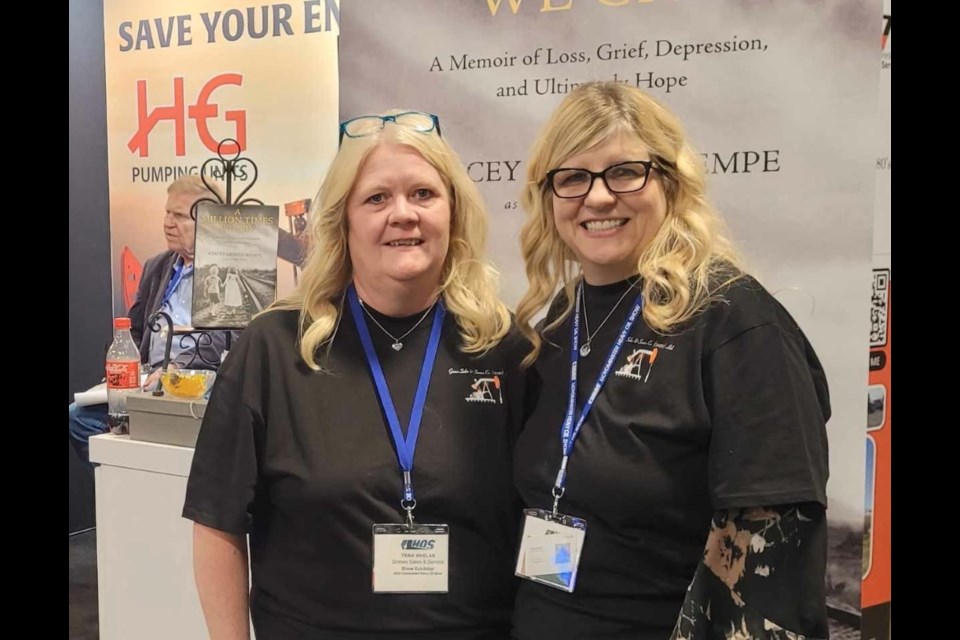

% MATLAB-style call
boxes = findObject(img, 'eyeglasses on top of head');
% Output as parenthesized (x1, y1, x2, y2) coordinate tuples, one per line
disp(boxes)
(544, 160, 658, 199)
(339, 111, 442, 145)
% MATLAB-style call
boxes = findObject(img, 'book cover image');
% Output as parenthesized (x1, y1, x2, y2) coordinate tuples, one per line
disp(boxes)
(192, 202, 280, 329)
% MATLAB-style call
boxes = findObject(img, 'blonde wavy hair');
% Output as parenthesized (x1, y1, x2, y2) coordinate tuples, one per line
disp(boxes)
(269, 112, 511, 369)
(516, 81, 743, 366)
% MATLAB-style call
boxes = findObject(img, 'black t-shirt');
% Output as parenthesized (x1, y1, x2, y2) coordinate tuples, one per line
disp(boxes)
(512, 275, 830, 640)
(183, 300, 529, 640)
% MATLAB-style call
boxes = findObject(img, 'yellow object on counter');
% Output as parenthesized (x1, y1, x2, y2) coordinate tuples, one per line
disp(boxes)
(161, 370, 216, 399)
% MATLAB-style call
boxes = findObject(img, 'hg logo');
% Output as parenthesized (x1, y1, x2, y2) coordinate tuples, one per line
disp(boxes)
(401, 539, 436, 550)
(127, 73, 247, 158)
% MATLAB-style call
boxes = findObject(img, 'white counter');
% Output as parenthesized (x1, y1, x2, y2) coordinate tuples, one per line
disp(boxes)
(90, 434, 253, 639)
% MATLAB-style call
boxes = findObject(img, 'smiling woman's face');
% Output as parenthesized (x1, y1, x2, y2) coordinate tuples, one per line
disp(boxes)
(346, 142, 452, 294)
(551, 131, 667, 285)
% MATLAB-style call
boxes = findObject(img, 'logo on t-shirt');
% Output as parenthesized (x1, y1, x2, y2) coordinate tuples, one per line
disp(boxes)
(615, 347, 659, 382)
(449, 368, 505, 404)
(466, 375, 502, 404)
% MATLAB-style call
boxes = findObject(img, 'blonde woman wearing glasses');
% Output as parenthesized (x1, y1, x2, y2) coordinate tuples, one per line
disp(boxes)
(511, 82, 830, 639)
(183, 111, 528, 639)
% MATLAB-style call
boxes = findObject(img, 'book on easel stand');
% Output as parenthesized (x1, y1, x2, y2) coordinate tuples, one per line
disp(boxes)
(191, 202, 280, 330)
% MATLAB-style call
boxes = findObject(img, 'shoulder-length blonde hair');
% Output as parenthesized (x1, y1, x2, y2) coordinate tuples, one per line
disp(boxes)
(270, 111, 510, 369)
(516, 81, 743, 366)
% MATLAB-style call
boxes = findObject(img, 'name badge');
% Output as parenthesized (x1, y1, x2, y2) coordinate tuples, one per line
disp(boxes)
(515, 508, 587, 593)
(372, 523, 450, 593)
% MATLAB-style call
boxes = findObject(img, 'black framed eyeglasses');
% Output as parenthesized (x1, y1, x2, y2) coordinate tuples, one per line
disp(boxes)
(339, 111, 442, 145)
(545, 160, 657, 199)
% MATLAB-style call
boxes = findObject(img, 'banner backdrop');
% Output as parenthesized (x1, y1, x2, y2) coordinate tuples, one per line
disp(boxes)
(340, 0, 880, 625)
(863, 0, 891, 637)
(103, 0, 341, 315)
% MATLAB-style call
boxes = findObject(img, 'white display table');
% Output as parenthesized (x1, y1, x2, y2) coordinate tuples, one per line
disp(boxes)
(90, 433, 254, 639)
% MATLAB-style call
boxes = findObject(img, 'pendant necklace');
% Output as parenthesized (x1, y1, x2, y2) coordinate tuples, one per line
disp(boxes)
(579, 278, 640, 357)
(358, 298, 438, 351)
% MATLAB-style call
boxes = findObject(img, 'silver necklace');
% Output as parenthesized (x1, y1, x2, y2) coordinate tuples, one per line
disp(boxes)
(579, 278, 640, 357)
(358, 298, 438, 351)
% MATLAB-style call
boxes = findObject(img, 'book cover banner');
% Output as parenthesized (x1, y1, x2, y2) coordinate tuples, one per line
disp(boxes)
(192, 203, 280, 329)
(339, 0, 881, 630)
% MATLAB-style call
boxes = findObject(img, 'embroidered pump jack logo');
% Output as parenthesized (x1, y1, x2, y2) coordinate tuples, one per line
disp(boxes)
(615, 347, 659, 382)
(466, 375, 502, 404)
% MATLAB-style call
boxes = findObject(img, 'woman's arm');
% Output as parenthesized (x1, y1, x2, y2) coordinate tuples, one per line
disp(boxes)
(671, 503, 828, 640)
(193, 522, 251, 640)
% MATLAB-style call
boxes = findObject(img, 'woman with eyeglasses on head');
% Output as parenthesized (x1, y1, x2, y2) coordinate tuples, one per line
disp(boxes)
(183, 110, 529, 639)
(511, 82, 831, 639)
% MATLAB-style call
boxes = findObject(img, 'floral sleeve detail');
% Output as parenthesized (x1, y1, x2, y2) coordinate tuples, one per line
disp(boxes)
(670, 503, 828, 640)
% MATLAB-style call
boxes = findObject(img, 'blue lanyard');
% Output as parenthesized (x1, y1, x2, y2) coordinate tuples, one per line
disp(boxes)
(161, 261, 187, 307)
(346, 285, 445, 508)
(553, 282, 643, 501)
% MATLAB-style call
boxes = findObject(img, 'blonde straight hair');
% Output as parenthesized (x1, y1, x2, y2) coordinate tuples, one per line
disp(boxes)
(516, 82, 743, 366)
(269, 114, 510, 369)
